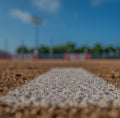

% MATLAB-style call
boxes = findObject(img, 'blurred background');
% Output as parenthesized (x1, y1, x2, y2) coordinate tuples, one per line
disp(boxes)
(0, 0, 120, 60)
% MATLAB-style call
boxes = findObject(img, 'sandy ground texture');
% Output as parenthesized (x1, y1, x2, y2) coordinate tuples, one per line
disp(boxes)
(0, 60, 120, 118)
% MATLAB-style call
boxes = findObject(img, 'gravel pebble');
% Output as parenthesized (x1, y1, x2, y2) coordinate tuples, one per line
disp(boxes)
(0, 68, 120, 107)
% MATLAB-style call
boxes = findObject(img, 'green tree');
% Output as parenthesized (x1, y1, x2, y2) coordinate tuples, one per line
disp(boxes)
(103, 46, 116, 54)
(38, 46, 49, 54)
(53, 43, 76, 53)
(75, 45, 90, 53)
(92, 44, 103, 54)
(65, 43, 76, 53)
(115, 47, 120, 54)
(53, 46, 66, 53)
(29, 48, 35, 53)
(16, 46, 29, 54)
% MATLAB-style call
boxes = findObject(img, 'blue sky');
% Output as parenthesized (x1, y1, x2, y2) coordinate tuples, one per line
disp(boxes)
(0, 0, 120, 54)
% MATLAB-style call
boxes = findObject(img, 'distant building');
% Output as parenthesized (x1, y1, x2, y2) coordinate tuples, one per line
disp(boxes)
(0, 50, 12, 60)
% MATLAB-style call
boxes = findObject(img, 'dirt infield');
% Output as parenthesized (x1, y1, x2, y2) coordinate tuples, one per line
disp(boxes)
(0, 60, 120, 118)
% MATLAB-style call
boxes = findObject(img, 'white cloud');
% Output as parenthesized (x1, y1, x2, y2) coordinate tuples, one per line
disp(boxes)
(10, 9, 32, 23)
(91, 0, 120, 6)
(33, 0, 61, 13)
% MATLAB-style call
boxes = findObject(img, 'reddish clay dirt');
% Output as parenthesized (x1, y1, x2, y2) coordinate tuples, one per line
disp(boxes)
(0, 60, 120, 118)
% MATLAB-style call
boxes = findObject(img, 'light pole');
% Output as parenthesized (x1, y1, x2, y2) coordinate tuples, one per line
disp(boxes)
(32, 16, 42, 54)
(4, 39, 8, 53)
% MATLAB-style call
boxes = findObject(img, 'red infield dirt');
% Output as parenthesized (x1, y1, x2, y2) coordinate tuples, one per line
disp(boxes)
(0, 60, 120, 118)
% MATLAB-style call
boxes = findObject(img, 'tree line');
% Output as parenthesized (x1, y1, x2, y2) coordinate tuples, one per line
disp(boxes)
(16, 43, 120, 55)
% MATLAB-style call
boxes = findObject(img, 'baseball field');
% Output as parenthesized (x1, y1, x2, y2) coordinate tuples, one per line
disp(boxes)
(0, 60, 120, 118)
